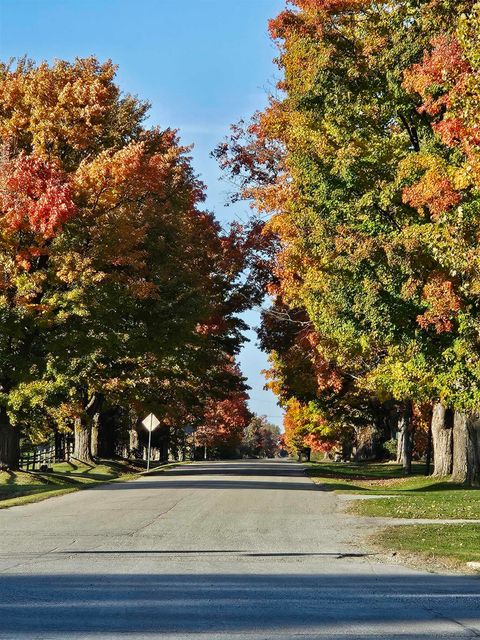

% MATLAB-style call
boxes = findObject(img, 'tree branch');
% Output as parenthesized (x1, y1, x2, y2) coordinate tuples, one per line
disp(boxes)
(398, 112, 420, 152)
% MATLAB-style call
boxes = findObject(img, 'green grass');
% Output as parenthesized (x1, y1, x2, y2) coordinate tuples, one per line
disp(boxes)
(352, 487, 480, 519)
(0, 469, 77, 506)
(307, 460, 480, 570)
(374, 524, 480, 569)
(306, 461, 429, 489)
(0, 458, 178, 509)
(306, 461, 480, 519)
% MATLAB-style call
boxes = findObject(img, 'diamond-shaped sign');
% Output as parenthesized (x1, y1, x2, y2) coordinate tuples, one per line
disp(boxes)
(142, 413, 160, 432)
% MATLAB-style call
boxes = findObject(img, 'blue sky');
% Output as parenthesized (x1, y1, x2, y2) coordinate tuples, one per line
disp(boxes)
(0, 0, 286, 427)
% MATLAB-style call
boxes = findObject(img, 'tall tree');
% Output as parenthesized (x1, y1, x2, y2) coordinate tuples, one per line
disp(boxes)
(0, 57, 256, 466)
(218, 0, 480, 482)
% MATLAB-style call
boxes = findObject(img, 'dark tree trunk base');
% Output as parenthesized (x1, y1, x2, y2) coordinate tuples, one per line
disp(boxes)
(0, 409, 20, 470)
(452, 412, 480, 486)
(396, 403, 413, 474)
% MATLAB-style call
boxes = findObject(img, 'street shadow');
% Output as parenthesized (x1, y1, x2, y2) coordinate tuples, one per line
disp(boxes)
(152, 461, 302, 478)
(96, 479, 319, 491)
(90, 461, 316, 492)
(55, 550, 374, 558)
(0, 572, 479, 638)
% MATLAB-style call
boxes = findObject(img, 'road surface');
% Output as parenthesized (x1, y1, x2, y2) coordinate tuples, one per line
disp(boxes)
(0, 459, 479, 639)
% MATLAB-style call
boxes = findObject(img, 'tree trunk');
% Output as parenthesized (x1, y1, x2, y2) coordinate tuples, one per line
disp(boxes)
(431, 402, 453, 477)
(396, 403, 413, 474)
(451, 412, 480, 486)
(396, 426, 406, 465)
(98, 409, 117, 458)
(90, 413, 100, 458)
(341, 440, 353, 462)
(73, 391, 104, 464)
(354, 425, 376, 461)
(425, 415, 433, 476)
(54, 430, 64, 461)
(73, 416, 93, 464)
(129, 426, 139, 455)
(0, 408, 20, 470)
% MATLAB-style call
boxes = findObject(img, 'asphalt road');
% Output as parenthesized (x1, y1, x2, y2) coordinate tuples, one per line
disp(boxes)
(0, 459, 479, 639)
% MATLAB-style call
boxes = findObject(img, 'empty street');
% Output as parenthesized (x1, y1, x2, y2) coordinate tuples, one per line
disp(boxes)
(0, 460, 479, 639)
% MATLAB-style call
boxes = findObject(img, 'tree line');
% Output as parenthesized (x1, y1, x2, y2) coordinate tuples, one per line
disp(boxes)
(217, 0, 480, 484)
(0, 57, 268, 469)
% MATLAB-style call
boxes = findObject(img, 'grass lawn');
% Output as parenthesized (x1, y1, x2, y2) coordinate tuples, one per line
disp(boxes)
(306, 461, 480, 519)
(375, 524, 480, 569)
(307, 460, 480, 571)
(0, 458, 177, 509)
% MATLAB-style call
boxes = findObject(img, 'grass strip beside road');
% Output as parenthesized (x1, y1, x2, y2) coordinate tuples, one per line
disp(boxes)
(374, 524, 480, 570)
(0, 459, 187, 509)
(307, 461, 480, 571)
(352, 488, 480, 519)
(306, 461, 480, 519)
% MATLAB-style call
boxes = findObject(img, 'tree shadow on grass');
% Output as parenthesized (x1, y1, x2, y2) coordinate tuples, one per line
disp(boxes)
(314, 481, 367, 492)
(306, 470, 403, 481)
(51, 471, 113, 482)
(317, 481, 480, 495)
(0, 484, 64, 501)
(3, 471, 17, 486)
(306, 463, 427, 482)
(409, 482, 479, 493)
(62, 460, 79, 471)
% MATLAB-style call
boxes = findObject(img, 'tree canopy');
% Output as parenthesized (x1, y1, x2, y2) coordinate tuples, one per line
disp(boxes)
(218, 0, 480, 483)
(0, 57, 257, 468)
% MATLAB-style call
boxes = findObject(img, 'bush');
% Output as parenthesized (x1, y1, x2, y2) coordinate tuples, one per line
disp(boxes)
(382, 438, 398, 460)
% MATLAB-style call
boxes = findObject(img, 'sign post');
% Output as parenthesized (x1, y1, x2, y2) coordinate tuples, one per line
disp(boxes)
(142, 413, 160, 471)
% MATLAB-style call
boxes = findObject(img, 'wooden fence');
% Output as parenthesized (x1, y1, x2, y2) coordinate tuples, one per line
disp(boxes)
(19, 441, 74, 471)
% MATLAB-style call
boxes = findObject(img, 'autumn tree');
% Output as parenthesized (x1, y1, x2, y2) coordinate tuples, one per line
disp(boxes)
(195, 364, 251, 459)
(0, 149, 77, 466)
(0, 57, 256, 467)
(401, 2, 480, 483)
(218, 0, 480, 483)
(242, 415, 280, 458)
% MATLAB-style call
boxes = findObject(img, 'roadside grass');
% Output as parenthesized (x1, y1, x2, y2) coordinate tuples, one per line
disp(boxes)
(306, 461, 430, 491)
(374, 524, 480, 569)
(0, 458, 183, 509)
(307, 460, 480, 571)
(306, 461, 480, 519)
(352, 487, 480, 519)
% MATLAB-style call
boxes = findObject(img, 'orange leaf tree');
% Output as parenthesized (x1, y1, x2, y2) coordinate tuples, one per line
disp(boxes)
(0, 58, 256, 466)
(218, 1, 480, 480)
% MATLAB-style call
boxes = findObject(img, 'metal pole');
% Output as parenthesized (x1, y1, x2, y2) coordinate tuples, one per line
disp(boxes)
(147, 418, 152, 472)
